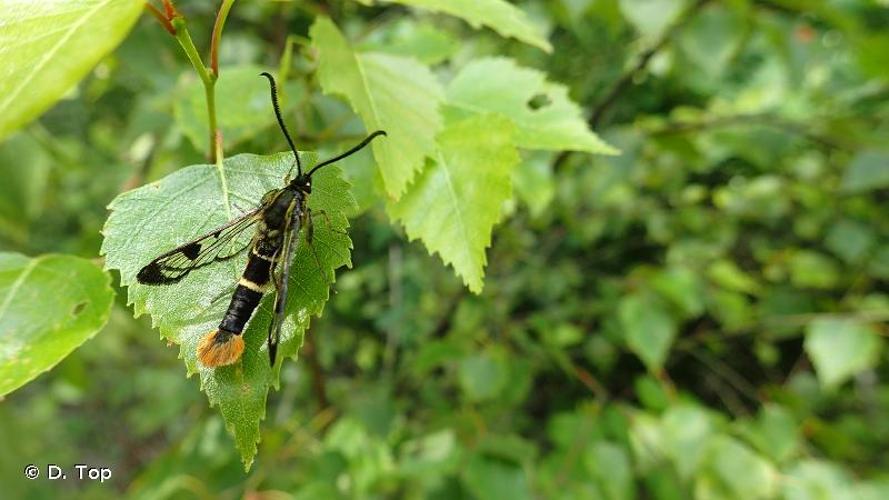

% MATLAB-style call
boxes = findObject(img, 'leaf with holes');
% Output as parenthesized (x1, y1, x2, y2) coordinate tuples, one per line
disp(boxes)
(388, 114, 519, 293)
(311, 17, 444, 199)
(0, 253, 114, 397)
(0, 0, 143, 140)
(101, 152, 356, 468)
(446, 58, 617, 154)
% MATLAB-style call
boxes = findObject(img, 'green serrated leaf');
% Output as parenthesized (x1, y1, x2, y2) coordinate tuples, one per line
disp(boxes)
(366, 0, 552, 52)
(0, 253, 114, 396)
(101, 152, 357, 468)
(311, 17, 444, 198)
(804, 319, 883, 389)
(174, 65, 303, 153)
(0, 0, 143, 140)
(358, 20, 460, 65)
(446, 57, 617, 154)
(387, 114, 519, 293)
(618, 292, 677, 371)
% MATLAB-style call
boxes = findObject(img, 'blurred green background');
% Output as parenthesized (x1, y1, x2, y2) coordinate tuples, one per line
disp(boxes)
(1, 0, 888, 498)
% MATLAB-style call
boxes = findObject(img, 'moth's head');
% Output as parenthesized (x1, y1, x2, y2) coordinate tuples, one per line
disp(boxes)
(292, 173, 312, 193)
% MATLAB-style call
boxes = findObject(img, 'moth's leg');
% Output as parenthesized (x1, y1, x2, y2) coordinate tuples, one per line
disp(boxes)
(208, 284, 237, 308)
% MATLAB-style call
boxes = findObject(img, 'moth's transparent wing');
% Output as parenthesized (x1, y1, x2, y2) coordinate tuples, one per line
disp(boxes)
(137, 209, 262, 285)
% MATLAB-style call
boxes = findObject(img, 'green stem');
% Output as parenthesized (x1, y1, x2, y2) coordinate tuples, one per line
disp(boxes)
(172, 16, 220, 163)
(172, 17, 212, 85)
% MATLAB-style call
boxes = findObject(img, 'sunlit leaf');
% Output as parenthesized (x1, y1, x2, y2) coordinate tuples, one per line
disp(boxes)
(387, 114, 519, 293)
(0, 253, 114, 396)
(446, 57, 617, 154)
(101, 152, 357, 468)
(0, 0, 143, 140)
(311, 17, 444, 198)
(697, 435, 778, 499)
(782, 460, 854, 500)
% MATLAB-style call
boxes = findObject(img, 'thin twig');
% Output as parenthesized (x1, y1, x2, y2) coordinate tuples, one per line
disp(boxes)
(303, 333, 329, 410)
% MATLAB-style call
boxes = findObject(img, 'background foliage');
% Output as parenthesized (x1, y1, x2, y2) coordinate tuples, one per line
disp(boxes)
(0, 0, 888, 498)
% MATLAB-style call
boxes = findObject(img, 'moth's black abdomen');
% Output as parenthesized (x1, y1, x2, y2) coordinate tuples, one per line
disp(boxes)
(243, 253, 273, 284)
(219, 284, 264, 334)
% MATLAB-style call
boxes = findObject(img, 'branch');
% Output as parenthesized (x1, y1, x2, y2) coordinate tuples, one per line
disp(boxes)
(648, 113, 850, 151)
(589, 0, 713, 128)
(303, 333, 329, 410)
(552, 0, 712, 171)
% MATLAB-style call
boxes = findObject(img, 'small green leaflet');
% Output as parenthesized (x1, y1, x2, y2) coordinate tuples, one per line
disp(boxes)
(101, 152, 357, 468)
(0, 0, 143, 140)
(618, 291, 678, 371)
(0, 253, 114, 397)
(388, 114, 519, 293)
(311, 17, 444, 199)
(446, 58, 618, 155)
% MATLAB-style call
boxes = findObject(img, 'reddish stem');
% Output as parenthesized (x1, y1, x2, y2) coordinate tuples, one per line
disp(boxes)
(162, 0, 177, 19)
(145, 3, 176, 35)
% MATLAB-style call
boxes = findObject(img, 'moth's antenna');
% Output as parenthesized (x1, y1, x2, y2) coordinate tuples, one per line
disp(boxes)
(260, 72, 302, 178)
(307, 130, 387, 177)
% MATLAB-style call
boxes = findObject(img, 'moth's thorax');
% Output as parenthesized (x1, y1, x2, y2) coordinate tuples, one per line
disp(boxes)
(262, 188, 300, 229)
